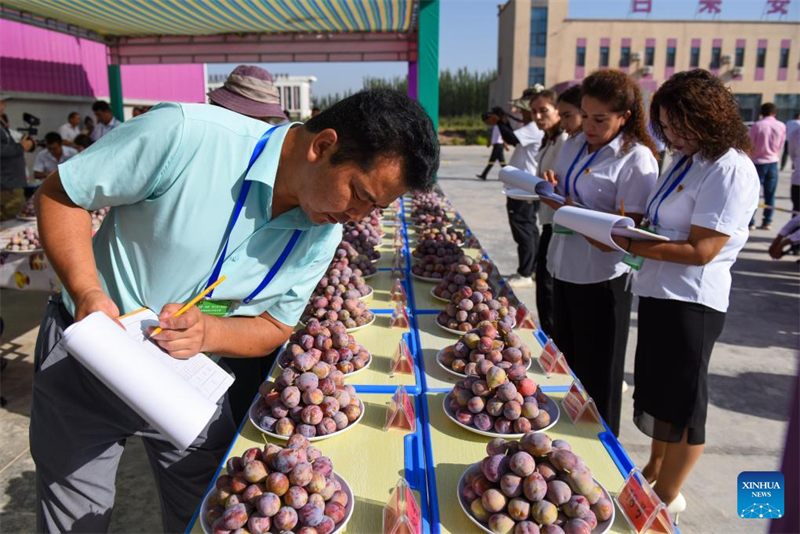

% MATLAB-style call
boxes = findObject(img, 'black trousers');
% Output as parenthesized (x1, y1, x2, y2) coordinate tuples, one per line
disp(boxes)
(478, 144, 506, 178)
(535, 224, 554, 335)
(506, 198, 539, 277)
(223, 348, 280, 423)
(552, 275, 632, 436)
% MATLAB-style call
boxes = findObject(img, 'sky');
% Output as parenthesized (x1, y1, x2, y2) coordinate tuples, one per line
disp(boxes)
(216, 0, 800, 99)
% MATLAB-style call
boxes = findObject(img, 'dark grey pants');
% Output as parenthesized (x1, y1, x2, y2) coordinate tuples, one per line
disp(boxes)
(30, 295, 236, 533)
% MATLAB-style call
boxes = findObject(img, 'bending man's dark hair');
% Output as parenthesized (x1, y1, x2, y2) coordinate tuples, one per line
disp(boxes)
(303, 89, 439, 192)
(44, 132, 62, 145)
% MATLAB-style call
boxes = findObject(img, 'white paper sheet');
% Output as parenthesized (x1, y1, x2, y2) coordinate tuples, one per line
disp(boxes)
(499, 166, 566, 204)
(61, 311, 231, 450)
(553, 206, 670, 253)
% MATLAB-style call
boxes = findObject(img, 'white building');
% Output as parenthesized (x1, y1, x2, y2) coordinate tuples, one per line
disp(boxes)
(207, 72, 317, 120)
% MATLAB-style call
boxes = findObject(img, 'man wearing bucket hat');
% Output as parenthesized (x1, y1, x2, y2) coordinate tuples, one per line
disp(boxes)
(502, 85, 545, 288)
(208, 65, 287, 123)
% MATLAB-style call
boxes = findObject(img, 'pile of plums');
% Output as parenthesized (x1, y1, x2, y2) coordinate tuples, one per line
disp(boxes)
(204, 435, 351, 534)
(301, 296, 374, 331)
(279, 319, 371, 376)
(439, 321, 532, 377)
(447, 367, 551, 435)
(460, 433, 614, 534)
(411, 239, 464, 279)
(17, 199, 35, 218)
(313, 256, 372, 301)
(5, 227, 40, 252)
(336, 240, 377, 278)
(416, 224, 464, 247)
(436, 283, 515, 333)
(254, 370, 363, 439)
(342, 213, 382, 262)
(432, 256, 494, 301)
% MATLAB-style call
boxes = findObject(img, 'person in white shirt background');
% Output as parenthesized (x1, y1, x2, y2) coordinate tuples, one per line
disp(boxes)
(57, 112, 81, 149)
(476, 107, 508, 180)
(502, 86, 545, 288)
(541, 69, 659, 437)
(528, 87, 576, 335)
(780, 112, 800, 172)
(90, 100, 120, 141)
(608, 70, 759, 522)
(33, 132, 77, 180)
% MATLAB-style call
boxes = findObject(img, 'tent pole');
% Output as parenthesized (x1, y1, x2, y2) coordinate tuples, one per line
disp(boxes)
(408, 60, 419, 100)
(418, 0, 439, 131)
(107, 64, 124, 122)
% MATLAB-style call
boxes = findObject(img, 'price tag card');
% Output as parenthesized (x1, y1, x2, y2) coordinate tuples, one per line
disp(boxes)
(383, 478, 422, 534)
(393, 230, 405, 250)
(561, 380, 601, 425)
(391, 251, 406, 280)
(390, 336, 415, 375)
(465, 234, 480, 248)
(390, 303, 411, 329)
(384, 386, 416, 432)
(514, 305, 538, 330)
(498, 283, 511, 299)
(616, 469, 675, 534)
(538, 339, 572, 377)
(391, 279, 408, 304)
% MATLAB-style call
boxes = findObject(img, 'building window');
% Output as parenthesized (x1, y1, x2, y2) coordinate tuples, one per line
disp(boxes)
(734, 93, 762, 122)
(779, 47, 790, 69)
(757, 47, 767, 68)
(645, 46, 655, 66)
(775, 94, 800, 122)
(293, 86, 300, 110)
(710, 46, 722, 69)
(599, 46, 610, 67)
(620, 46, 631, 67)
(528, 67, 545, 87)
(690, 46, 700, 68)
(666, 46, 676, 67)
(735, 46, 745, 67)
(530, 7, 548, 57)
(576, 46, 586, 67)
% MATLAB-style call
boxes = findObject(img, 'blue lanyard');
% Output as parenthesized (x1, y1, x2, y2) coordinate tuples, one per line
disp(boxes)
(646, 155, 693, 227)
(206, 127, 303, 304)
(564, 141, 602, 198)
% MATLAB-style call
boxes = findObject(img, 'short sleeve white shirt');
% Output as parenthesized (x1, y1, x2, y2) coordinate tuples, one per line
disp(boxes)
(58, 122, 81, 142)
(33, 146, 77, 174)
(534, 132, 569, 225)
(631, 148, 759, 312)
(547, 132, 658, 284)
(91, 116, 120, 141)
(508, 121, 544, 176)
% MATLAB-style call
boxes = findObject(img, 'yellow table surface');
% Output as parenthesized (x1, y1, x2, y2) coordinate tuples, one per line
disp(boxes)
(424, 391, 629, 534)
(364, 269, 402, 311)
(271, 314, 418, 390)
(189, 393, 422, 534)
(415, 314, 574, 391)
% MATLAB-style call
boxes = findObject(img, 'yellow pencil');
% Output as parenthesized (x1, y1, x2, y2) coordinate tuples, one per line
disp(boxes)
(620, 200, 626, 217)
(150, 276, 226, 337)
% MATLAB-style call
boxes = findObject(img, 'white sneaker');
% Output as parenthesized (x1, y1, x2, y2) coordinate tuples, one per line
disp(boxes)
(507, 274, 534, 288)
(622, 380, 629, 393)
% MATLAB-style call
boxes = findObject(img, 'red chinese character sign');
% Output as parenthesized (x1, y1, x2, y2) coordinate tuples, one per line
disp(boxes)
(383, 478, 422, 534)
(616, 469, 677, 534)
(391, 249, 405, 279)
(514, 304, 538, 330)
(698, 0, 722, 14)
(384, 386, 416, 432)
(391, 279, 407, 303)
(766, 0, 790, 15)
(561, 380, 601, 425)
(391, 302, 410, 329)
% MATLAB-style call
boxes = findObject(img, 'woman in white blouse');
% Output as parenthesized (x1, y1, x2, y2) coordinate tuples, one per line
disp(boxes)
(614, 70, 758, 520)
(542, 70, 659, 437)
(530, 86, 581, 335)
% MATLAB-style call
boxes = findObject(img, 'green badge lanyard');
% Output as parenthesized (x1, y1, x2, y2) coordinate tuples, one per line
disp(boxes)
(198, 127, 303, 316)
(623, 155, 693, 270)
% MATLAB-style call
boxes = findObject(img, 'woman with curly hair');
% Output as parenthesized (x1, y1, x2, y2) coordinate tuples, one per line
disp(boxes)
(614, 69, 758, 521)
(542, 69, 658, 437)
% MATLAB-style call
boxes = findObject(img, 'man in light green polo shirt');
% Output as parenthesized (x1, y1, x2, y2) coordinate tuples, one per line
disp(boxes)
(31, 89, 439, 533)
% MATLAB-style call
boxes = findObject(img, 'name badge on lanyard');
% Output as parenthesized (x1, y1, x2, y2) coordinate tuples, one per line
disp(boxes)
(201, 127, 303, 316)
(624, 155, 693, 271)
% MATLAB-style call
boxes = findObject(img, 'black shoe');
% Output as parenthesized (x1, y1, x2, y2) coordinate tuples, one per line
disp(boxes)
(476, 174, 487, 180)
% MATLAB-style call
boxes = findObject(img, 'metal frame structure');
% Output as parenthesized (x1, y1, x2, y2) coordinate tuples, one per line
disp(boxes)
(0, 1, 439, 124)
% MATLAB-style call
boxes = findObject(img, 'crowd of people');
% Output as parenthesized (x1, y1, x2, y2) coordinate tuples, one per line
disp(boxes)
(476, 68, 800, 520)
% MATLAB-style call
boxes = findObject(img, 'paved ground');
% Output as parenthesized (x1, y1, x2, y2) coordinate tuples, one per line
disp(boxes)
(1, 145, 797, 533)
